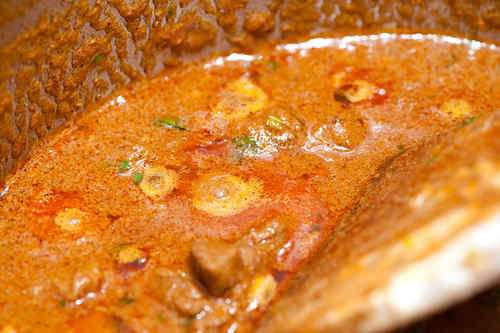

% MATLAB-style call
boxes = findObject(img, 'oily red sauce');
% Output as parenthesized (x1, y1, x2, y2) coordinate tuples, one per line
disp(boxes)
(0, 34, 498, 332)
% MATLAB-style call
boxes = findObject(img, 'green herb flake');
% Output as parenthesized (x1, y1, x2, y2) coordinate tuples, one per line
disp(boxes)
(460, 116, 477, 128)
(157, 313, 167, 323)
(267, 60, 279, 71)
(132, 172, 143, 184)
(119, 160, 131, 172)
(167, 6, 174, 18)
(426, 153, 440, 165)
(93, 54, 105, 65)
(266, 115, 285, 130)
(232, 135, 258, 153)
(154, 117, 187, 131)
(119, 295, 135, 305)
(58, 299, 67, 307)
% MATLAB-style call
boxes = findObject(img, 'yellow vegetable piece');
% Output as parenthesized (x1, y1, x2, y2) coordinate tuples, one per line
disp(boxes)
(192, 173, 263, 217)
(335, 79, 377, 103)
(440, 98, 472, 118)
(139, 166, 178, 199)
(54, 208, 86, 233)
(117, 245, 145, 264)
(215, 78, 268, 121)
(246, 274, 277, 311)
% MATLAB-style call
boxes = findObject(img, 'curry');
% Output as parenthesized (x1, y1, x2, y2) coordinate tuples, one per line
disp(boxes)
(0, 32, 498, 332)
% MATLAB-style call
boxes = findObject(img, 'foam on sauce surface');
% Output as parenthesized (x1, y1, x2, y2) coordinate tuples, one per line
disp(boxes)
(0, 34, 499, 332)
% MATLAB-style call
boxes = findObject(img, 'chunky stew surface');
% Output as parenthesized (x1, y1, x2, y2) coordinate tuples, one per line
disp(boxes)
(0, 34, 499, 332)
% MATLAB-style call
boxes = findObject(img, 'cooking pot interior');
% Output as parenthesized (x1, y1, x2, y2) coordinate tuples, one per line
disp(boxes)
(0, 1, 499, 332)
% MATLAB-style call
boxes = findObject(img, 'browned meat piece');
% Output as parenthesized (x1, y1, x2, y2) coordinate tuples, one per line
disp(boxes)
(191, 239, 258, 296)
(149, 269, 207, 316)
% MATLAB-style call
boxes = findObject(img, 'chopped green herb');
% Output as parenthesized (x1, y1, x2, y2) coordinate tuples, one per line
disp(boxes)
(267, 60, 279, 71)
(58, 299, 67, 307)
(266, 115, 285, 130)
(460, 116, 477, 128)
(157, 313, 167, 323)
(232, 135, 258, 153)
(154, 117, 187, 131)
(426, 153, 440, 165)
(132, 172, 143, 184)
(93, 54, 105, 64)
(119, 160, 131, 172)
(167, 6, 174, 18)
(119, 295, 135, 305)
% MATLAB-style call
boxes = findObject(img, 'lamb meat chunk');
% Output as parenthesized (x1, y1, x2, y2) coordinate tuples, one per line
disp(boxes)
(148, 269, 207, 316)
(190, 239, 257, 296)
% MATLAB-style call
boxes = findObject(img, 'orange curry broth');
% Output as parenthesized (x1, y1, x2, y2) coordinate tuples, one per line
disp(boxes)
(0, 34, 499, 332)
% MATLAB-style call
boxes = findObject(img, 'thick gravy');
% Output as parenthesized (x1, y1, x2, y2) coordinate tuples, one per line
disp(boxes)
(0, 34, 498, 332)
